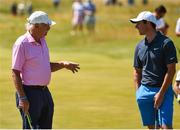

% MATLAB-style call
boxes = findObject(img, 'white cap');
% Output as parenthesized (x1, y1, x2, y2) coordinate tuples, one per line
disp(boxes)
(27, 11, 56, 25)
(130, 11, 157, 25)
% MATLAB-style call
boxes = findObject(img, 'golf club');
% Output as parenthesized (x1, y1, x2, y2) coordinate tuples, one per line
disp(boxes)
(26, 112, 33, 129)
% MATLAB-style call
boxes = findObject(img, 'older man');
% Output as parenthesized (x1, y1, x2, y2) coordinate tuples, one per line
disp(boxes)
(12, 11, 80, 129)
(130, 11, 177, 129)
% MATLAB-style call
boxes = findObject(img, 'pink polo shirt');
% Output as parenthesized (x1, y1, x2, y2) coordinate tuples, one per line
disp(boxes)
(12, 32, 51, 86)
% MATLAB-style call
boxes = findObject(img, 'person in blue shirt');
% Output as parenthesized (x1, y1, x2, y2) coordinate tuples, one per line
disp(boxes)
(83, 0, 96, 33)
(130, 11, 177, 129)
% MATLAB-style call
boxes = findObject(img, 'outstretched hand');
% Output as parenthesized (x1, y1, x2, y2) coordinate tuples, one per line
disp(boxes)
(63, 61, 80, 73)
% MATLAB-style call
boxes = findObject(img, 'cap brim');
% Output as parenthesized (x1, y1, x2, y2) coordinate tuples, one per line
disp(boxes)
(130, 18, 142, 23)
(26, 17, 56, 25)
(50, 20, 56, 26)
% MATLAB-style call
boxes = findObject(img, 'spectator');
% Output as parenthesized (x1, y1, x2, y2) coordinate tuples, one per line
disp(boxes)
(17, 2, 25, 15)
(142, 0, 148, 5)
(173, 70, 180, 104)
(153, 5, 167, 34)
(11, 2, 17, 16)
(71, 0, 84, 35)
(161, 22, 169, 35)
(175, 18, 180, 36)
(112, 0, 117, 5)
(52, 0, 61, 9)
(103, 0, 112, 6)
(26, 2, 33, 15)
(83, 0, 96, 33)
(128, 0, 134, 6)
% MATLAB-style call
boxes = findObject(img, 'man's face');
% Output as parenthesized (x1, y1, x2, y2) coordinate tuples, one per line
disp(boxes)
(135, 21, 147, 35)
(36, 23, 50, 38)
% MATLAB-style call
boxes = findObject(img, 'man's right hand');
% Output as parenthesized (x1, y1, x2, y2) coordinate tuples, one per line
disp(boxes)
(19, 99, 29, 115)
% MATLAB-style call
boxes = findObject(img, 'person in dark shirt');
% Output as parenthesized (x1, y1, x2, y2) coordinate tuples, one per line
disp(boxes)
(130, 11, 177, 129)
(142, 0, 148, 5)
(11, 2, 17, 16)
(52, 0, 60, 9)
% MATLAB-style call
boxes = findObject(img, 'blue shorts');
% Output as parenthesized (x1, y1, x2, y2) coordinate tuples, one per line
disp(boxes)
(136, 84, 174, 126)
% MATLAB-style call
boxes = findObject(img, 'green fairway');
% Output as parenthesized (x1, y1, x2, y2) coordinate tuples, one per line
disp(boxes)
(0, 0, 180, 128)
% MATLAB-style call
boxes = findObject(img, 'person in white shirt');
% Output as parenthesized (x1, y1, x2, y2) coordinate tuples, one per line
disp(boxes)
(175, 18, 180, 37)
(153, 5, 167, 35)
(17, 2, 25, 15)
(71, 0, 84, 35)
(173, 70, 180, 104)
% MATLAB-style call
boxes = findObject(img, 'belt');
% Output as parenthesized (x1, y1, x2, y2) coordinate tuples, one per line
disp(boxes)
(141, 84, 161, 88)
(23, 85, 47, 90)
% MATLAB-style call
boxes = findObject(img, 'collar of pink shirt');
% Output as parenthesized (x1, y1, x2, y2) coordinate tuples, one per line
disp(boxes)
(26, 31, 45, 46)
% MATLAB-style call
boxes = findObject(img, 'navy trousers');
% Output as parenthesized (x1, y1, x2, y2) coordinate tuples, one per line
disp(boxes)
(16, 85, 54, 129)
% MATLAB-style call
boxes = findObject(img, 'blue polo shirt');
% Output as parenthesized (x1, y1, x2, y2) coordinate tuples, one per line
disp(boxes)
(134, 32, 177, 87)
(84, 2, 96, 12)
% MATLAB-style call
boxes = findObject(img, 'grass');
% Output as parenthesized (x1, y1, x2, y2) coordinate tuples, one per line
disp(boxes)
(0, 0, 180, 128)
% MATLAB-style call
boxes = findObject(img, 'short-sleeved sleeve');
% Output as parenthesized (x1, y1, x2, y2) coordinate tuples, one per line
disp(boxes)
(176, 70, 180, 81)
(133, 45, 142, 69)
(12, 43, 25, 71)
(175, 18, 180, 33)
(163, 38, 178, 65)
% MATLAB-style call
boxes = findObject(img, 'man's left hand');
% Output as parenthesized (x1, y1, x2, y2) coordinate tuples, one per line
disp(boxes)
(63, 61, 80, 73)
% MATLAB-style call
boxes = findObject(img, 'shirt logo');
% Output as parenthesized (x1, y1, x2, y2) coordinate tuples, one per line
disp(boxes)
(153, 48, 159, 51)
(170, 57, 175, 60)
